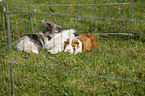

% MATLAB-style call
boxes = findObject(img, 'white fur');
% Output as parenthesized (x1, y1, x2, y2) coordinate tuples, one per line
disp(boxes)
(16, 33, 49, 54)
(64, 38, 82, 55)
(45, 29, 76, 54)
(16, 36, 41, 54)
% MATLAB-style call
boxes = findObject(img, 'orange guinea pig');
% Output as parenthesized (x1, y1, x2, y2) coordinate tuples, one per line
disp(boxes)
(78, 33, 97, 52)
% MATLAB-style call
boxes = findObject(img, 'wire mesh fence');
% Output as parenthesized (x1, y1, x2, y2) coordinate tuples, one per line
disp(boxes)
(0, 0, 145, 95)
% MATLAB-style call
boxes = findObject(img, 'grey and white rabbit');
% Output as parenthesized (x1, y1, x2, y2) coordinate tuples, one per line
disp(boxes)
(16, 20, 62, 54)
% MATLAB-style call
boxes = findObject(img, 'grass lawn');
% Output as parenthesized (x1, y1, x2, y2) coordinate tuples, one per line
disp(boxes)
(0, 0, 145, 95)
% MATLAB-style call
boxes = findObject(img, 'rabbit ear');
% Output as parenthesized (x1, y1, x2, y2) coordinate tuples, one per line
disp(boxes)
(42, 21, 53, 32)
(46, 22, 53, 32)
(55, 25, 63, 33)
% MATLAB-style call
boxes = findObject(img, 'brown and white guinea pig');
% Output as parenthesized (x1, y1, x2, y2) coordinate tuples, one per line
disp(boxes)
(64, 38, 82, 55)
(16, 20, 62, 54)
(63, 33, 97, 54)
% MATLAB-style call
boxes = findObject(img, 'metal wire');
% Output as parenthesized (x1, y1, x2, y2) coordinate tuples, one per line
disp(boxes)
(9, 62, 145, 84)
(0, 0, 145, 96)
(5, 11, 145, 23)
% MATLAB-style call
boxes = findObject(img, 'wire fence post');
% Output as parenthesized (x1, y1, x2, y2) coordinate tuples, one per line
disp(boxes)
(4, 0, 12, 95)
(0, 1, 145, 95)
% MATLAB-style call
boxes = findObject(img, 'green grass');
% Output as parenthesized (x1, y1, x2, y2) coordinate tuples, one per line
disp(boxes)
(0, 0, 145, 95)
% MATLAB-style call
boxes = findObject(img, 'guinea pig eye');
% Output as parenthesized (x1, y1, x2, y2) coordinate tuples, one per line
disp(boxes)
(74, 42, 79, 44)
(72, 45, 75, 47)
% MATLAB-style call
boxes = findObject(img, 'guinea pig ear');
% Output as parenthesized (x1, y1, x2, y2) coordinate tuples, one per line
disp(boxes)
(64, 41, 67, 43)
(74, 42, 79, 44)
(64, 41, 69, 44)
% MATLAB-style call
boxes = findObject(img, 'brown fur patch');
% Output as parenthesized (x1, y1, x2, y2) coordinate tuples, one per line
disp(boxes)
(87, 33, 97, 47)
(78, 33, 97, 52)
(64, 38, 69, 51)
(71, 39, 80, 51)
